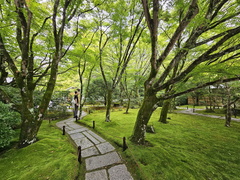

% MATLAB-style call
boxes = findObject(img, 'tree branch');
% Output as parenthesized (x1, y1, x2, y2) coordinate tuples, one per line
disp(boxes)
(161, 77, 240, 100)
(157, 0, 199, 67)
(156, 35, 240, 92)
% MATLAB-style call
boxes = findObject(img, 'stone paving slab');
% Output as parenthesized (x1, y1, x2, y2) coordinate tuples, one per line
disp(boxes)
(68, 124, 84, 129)
(69, 132, 85, 140)
(83, 131, 100, 144)
(85, 169, 108, 180)
(108, 164, 133, 180)
(65, 127, 74, 132)
(68, 128, 87, 135)
(65, 122, 76, 125)
(75, 137, 94, 150)
(87, 130, 106, 143)
(81, 146, 99, 158)
(85, 152, 122, 171)
(56, 122, 65, 127)
(96, 142, 115, 154)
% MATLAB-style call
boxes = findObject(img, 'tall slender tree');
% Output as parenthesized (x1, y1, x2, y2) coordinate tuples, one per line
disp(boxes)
(95, 0, 145, 121)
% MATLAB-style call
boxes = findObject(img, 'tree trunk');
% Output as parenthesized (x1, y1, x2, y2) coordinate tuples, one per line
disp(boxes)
(79, 103, 83, 119)
(19, 108, 41, 148)
(105, 89, 112, 122)
(225, 86, 231, 127)
(225, 102, 231, 127)
(131, 90, 158, 144)
(125, 97, 131, 114)
(159, 99, 171, 123)
(18, 88, 42, 147)
(196, 95, 199, 106)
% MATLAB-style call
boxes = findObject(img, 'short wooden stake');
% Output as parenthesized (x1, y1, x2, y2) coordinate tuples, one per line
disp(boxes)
(62, 126, 65, 135)
(78, 146, 82, 163)
(123, 137, 128, 151)
(93, 121, 95, 129)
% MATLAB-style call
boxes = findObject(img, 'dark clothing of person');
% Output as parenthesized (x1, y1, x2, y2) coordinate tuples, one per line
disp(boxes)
(74, 94, 79, 104)
(74, 94, 79, 118)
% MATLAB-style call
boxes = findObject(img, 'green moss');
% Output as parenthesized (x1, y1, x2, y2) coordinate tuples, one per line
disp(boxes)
(80, 108, 240, 180)
(0, 121, 79, 180)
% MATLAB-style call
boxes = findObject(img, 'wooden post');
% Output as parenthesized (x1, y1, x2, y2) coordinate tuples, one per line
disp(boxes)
(78, 146, 82, 163)
(93, 121, 95, 129)
(62, 126, 65, 135)
(123, 137, 128, 151)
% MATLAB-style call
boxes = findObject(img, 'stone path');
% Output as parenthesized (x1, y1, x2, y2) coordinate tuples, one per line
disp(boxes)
(178, 108, 240, 122)
(56, 114, 133, 180)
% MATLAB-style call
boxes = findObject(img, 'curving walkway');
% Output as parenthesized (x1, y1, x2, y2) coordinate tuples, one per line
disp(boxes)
(56, 112, 133, 180)
(178, 108, 240, 122)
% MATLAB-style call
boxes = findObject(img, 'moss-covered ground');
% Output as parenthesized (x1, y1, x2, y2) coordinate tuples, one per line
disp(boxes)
(0, 120, 80, 180)
(79, 108, 240, 180)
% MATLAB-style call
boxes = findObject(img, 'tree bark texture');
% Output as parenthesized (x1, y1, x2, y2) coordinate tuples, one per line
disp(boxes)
(159, 99, 171, 123)
(105, 89, 112, 122)
(125, 98, 131, 114)
(225, 85, 231, 127)
(131, 90, 158, 144)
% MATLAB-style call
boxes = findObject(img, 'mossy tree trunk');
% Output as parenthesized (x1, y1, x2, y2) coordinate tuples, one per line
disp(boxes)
(225, 84, 231, 127)
(125, 97, 131, 114)
(131, 89, 158, 144)
(105, 89, 113, 122)
(225, 102, 231, 127)
(159, 99, 171, 123)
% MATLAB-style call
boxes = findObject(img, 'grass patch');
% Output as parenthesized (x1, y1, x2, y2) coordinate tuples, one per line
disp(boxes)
(80, 108, 240, 180)
(0, 120, 79, 180)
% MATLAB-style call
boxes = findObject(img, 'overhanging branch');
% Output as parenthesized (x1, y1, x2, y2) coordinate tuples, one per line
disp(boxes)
(161, 76, 240, 100)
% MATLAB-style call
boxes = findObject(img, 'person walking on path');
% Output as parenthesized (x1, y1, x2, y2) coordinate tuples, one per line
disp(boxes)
(73, 90, 79, 121)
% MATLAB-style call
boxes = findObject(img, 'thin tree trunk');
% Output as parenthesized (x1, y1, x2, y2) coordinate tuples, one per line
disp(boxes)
(125, 98, 131, 114)
(225, 104, 231, 127)
(105, 89, 112, 122)
(159, 99, 171, 123)
(79, 103, 83, 119)
(225, 86, 231, 127)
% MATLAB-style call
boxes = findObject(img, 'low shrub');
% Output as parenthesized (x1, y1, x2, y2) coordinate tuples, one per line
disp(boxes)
(0, 102, 21, 148)
(214, 108, 226, 114)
